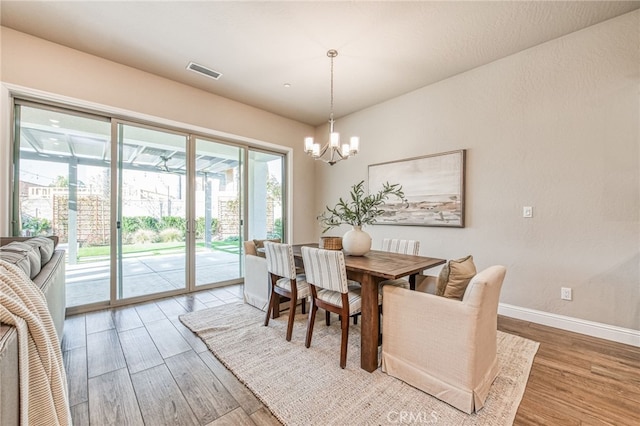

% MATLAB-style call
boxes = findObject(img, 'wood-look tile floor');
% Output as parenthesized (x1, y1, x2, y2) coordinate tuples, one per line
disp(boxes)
(62, 284, 280, 426)
(63, 285, 640, 425)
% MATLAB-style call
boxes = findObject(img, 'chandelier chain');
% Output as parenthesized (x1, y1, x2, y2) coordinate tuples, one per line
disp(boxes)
(328, 49, 338, 120)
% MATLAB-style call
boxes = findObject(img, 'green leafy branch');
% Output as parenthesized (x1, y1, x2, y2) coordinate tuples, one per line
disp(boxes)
(318, 180, 407, 233)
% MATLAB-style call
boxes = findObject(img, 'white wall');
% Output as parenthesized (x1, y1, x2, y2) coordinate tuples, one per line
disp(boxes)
(0, 27, 318, 243)
(315, 11, 639, 331)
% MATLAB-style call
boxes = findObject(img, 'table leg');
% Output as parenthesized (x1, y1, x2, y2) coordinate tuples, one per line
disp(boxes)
(409, 273, 417, 291)
(355, 272, 379, 372)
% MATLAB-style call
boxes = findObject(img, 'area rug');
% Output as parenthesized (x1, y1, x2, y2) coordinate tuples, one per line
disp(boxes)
(180, 303, 539, 425)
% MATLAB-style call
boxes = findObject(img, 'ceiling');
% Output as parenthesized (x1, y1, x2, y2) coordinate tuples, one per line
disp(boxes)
(2, 1, 639, 126)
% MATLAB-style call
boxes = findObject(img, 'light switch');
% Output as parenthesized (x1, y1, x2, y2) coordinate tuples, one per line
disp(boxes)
(523, 206, 533, 218)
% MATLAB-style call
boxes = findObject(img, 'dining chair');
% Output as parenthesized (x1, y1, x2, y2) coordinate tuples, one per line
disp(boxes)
(263, 241, 311, 341)
(301, 246, 377, 369)
(381, 265, 507, 413)
(379, 238, 420, 291)
(381, 238, 420, 255)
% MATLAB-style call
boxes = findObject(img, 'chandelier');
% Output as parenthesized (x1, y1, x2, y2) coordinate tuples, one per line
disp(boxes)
(304, 49, 359, 165)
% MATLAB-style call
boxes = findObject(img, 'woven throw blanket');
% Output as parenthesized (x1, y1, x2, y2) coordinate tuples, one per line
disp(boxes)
(0, 260, 71, 426)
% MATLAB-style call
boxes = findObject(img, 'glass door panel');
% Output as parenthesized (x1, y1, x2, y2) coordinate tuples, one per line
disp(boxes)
(194, 138, 243, 287)
(116, 123, 188, 299)
(13, 104, 111, 308)
(247, 150, 284, 241)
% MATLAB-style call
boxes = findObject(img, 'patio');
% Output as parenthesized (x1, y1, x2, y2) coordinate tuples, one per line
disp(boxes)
(65, 249, 242, 307)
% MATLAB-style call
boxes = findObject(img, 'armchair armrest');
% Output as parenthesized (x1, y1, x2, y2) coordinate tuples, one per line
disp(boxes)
(243, 254, 269, 311)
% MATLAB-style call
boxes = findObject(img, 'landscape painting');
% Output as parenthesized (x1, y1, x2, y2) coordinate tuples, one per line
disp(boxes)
(368, 150, 465, 227)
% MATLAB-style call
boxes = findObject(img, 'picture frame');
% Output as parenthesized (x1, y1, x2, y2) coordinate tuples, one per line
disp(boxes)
(368, 149, 466, 227)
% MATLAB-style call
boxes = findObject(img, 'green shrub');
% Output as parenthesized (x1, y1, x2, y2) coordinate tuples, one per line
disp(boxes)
(159, 216, 186, 231)
(22, 216, 51, 236)
(158, 228, 183, 242)
(132, 229, 157, 244)
(195, 217, 220, 239)
(122, 216, 159, 233)
(268, 218, 283, 239)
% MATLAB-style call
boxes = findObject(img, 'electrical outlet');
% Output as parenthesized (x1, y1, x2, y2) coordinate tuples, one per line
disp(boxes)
(561, 287, 572, 301)
(523, 206, 533, 218)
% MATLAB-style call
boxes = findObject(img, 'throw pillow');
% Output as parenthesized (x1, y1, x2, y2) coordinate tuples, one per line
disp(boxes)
(25, 237, 55, 265)
(435, 263, 450, 297)
(253, 238, 281, 258)
(0, 249, 32, 278)
(442, 255, 476, 300)
(0, 241, 42, 278)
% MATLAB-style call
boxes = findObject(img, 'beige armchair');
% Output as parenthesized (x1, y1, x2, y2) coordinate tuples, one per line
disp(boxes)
(381, 265, 507, 414)
(243, 240, 270, 310)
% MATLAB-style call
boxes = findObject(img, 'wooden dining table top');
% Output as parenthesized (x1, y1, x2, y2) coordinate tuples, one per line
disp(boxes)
(291, 243, 446, 280)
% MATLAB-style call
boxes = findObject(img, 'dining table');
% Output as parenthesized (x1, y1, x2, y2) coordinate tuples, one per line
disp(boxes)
(291, 243, 446, 372)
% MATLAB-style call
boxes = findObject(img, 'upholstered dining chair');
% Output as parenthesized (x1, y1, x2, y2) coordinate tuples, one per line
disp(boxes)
(381, 265, 507, 413)
(378, 238, 420, 291)
(263, 242, 311, 341)
(301, 246, 375, 369)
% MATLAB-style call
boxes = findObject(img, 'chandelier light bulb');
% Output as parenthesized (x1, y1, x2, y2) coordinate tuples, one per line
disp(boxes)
(350, 136, 360, 154)
(304, 137, 314, 153)
(330, 132, 340, 148)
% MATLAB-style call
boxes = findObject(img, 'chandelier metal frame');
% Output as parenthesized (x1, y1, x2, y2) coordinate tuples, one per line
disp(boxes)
(304, 49, 359, 166)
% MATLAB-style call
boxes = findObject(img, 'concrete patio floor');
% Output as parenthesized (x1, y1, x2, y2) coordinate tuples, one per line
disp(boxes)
(65, 250, 242, 307)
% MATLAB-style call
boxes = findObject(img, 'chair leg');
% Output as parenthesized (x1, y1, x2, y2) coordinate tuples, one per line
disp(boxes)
(378, 306, 383, 346)
(301, 298, 306, 314)
(264, 290, 274, 326)
(340, 312, 349, 369)
(272, 294, 280, 319)
(285, 304, 296, 341)
(325, 310, 331, 326)
(305, 302, 318, 348)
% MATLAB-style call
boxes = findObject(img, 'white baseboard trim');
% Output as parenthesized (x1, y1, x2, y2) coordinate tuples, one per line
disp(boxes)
(498, 303, 640, 348)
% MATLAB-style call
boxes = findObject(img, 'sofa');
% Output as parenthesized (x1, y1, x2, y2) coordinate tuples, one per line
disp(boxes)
(0, 236, 66, 426)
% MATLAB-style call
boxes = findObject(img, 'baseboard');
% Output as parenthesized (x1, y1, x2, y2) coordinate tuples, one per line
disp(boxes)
(498, 303, 640, 348)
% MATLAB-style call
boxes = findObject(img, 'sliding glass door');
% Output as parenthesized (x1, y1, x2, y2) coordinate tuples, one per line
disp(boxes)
(115, 123, 189, 300)
(13, 103, 112, 307)
(193, 138, 243, 287)
(12, 101, 287, 311)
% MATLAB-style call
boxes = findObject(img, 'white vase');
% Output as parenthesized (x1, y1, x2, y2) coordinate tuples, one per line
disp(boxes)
(342, 225, 372, 256)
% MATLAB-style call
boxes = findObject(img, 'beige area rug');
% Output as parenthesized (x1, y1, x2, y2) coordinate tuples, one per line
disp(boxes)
(180, 303, 539, 425)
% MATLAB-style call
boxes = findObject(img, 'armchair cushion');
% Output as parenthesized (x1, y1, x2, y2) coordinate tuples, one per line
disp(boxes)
(436, 255, 476, 300)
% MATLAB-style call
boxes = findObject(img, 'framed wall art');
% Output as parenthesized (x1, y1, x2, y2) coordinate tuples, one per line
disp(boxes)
(368, 149, 466, 227)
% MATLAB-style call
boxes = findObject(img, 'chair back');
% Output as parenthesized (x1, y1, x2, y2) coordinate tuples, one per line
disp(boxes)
(381, 238, 420, 255)
(301, 246, 349, 293)
(462, 265, 507, 337)
(264, 242, 297, 280)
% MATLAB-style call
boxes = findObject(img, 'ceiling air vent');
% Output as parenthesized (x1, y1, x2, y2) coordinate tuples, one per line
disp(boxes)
(186, 61, 222, 80)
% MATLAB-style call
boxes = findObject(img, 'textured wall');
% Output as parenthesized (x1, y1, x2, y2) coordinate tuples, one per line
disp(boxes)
(315, 11, 639, 330)
(0, 27, 318, 243)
